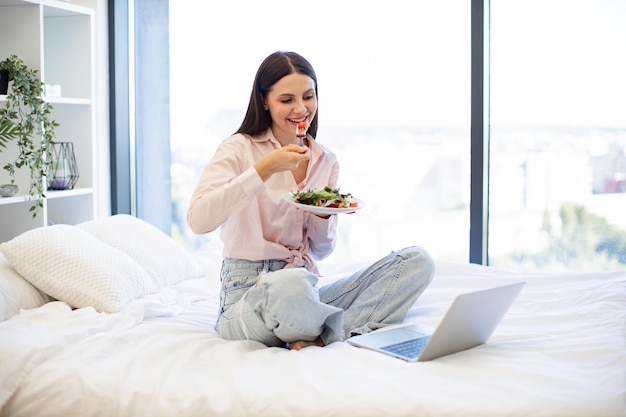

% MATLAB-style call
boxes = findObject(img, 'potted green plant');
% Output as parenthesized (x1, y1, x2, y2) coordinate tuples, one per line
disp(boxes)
(0, 55, 58, 217)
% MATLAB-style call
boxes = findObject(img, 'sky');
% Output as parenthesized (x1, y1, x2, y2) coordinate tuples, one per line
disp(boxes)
(169, 0, 626, 141)
(490, 0, 626, 127)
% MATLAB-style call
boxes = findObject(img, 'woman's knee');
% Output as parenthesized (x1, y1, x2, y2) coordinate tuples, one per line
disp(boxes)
(396, 246, 436, 286)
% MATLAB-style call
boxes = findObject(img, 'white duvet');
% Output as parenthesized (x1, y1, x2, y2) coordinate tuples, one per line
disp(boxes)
(1, 257, 625, 417)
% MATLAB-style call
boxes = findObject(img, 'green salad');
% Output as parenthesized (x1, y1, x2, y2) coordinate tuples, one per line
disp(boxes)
(291, 186, 358, 208)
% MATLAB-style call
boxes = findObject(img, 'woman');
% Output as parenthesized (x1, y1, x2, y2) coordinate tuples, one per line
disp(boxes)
(187, 51, 434, 350)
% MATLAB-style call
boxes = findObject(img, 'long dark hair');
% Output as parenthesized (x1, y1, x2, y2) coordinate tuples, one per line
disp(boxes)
(236, 51, 318, 139)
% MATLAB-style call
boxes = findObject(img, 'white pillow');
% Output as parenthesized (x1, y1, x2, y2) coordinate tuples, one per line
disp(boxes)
(0, 225, 155, 313)
(77, 214, 203, 288)
(0, 253, 53, 321)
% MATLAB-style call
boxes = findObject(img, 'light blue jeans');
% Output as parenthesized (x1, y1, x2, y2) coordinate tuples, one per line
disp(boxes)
(214, 246, 435, 347)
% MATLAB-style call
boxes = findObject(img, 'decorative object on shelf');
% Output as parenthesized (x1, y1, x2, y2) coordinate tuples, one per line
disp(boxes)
(0, 183, 18, 197)
(0, 55, 59, 217)
(48, 142, 79, 190)
(0, 69, 8, 95)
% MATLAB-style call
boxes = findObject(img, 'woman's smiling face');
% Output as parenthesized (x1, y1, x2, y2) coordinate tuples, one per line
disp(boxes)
(265, 72, 317, 144)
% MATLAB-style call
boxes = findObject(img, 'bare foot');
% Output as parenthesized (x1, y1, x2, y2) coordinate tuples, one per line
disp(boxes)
(289, 337, 325, 350)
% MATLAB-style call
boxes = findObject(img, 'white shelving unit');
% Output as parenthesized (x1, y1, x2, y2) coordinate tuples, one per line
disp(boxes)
(0, 0, 98, 243)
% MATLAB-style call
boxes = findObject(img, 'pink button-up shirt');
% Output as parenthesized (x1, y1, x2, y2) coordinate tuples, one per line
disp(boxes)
(187, 130, 339, 274)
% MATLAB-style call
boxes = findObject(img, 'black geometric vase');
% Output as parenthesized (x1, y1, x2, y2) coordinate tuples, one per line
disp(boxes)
(0, 69, 9, 95)
(48, 142, 79, 190)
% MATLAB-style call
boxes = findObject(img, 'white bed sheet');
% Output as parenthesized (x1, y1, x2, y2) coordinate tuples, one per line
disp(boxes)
(0, 254, 625, 417)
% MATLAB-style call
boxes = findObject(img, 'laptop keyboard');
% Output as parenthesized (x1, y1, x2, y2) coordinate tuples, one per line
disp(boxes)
(381, 336, 432, 359)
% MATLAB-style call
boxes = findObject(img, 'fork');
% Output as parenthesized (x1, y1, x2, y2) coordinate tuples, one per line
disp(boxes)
(296, 121, 309, 146)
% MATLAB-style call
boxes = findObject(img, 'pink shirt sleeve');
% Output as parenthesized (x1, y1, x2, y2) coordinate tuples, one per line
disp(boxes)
(187, 132, 339, 274)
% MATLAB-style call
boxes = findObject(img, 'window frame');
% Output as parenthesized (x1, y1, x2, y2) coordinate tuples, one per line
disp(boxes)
(108, 0, 492, 264)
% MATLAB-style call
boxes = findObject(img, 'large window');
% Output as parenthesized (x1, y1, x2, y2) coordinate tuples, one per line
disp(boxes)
(165, 0, 626, 271)
(169, 1, 471, 263)
(489, 0, 626, 271)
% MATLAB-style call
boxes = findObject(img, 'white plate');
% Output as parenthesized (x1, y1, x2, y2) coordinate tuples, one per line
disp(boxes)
(283, 192, 365, 215)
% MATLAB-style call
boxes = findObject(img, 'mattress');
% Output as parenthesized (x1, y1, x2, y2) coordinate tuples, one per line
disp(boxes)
(1, 245, 625, 417)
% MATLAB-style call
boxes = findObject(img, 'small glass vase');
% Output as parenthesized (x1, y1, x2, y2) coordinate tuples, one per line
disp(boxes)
(48, 142, 79, 190)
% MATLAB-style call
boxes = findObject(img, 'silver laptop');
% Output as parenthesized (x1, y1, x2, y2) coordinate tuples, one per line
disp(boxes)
(347, 281, 525, 362)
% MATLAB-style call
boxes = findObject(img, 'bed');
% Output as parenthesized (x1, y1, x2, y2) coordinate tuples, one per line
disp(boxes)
(0, 214, 624, 417)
